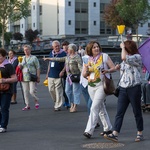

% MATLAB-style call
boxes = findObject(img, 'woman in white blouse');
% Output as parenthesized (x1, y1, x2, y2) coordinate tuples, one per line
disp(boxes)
(104, 40, 144, 142)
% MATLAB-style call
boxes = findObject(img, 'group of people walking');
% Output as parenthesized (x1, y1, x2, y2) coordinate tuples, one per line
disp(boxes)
(0, 39, 144, 144)
(43, 39, 144, 142)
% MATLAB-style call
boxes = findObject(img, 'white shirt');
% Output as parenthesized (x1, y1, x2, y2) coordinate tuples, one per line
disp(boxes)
(80, 55, 89, 88)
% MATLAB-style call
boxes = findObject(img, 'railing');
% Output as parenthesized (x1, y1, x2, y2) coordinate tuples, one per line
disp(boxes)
(5, 40, 52, 52)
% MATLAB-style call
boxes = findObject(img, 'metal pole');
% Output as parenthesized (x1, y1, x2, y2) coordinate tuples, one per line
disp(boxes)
(19, 82, 25, 105)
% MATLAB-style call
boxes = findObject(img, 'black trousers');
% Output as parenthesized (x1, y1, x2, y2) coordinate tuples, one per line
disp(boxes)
(113, 85, 144, 133)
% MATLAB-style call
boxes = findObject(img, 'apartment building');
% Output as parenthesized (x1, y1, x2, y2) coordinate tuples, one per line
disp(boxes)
(8, 0, 150, 39)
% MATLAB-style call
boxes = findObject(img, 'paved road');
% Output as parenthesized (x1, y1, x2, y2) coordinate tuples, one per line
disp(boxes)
(0, 73, 149, 150)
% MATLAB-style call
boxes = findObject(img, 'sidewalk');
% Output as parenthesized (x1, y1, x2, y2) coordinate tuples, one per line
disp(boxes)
(0, 73, 149, 150)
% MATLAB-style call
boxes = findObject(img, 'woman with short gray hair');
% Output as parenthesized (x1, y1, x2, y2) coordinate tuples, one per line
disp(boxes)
(68, 44, 77, 52)
(19, 44, 40, 111)
(43, 43, 82, 112)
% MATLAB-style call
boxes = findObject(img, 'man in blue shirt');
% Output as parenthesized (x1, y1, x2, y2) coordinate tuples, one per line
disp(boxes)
(46, 40, 66, 111)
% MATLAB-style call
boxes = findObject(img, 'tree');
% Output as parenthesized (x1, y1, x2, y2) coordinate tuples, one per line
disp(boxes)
(0, 0, 31, 48)
(116, 0, 150, 45)
(4, 32, 12, 45)
(116, 0, 150, 30)
(13, 32, 23, 41)
(103, 0, 124, 29)
(25, 29, 39, 44)
(103, 0, 150, 34)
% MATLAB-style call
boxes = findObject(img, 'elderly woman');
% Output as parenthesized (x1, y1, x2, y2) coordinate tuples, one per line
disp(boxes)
(0, 48, 17, 132)
(82, 41, 116, 138)
(19, 45, 40, 111)
(43, 43, 82, 112)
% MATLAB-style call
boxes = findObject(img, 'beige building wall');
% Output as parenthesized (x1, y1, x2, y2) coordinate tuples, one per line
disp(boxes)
(59, 0, 75, 36)
(42, 0, 58, 36)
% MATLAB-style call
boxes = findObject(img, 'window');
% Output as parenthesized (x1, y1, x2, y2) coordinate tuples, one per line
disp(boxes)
(75, 2, 88, 13)
(100, 21, 105, 34)
(94, 21, 96, 26)
(100, 3, 105, 13)
(81, 2, 88, 13)
(14, 25, 20, 33)
(93, 2, 96, 7)
(100, 29, 105, 34)
(148, 23, 150, 27)
(81, 8, 87, 13)
(39, 5, 42, 15)
(68, 20, 71, 25)
(33, 5, 35, 10)
(75, 21, 88, 34)
(81, 28, 88, 34)
(68, 1, 71, 6)
(75, 28, 80, 34)
(33, 23, 35, 27)
(100, 21, 105, 28)
(22, 24, 23, 28)
(106, 29, 111, 34)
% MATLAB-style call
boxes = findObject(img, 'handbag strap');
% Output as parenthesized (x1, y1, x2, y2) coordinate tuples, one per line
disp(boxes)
(102, 53, 124, 86)
(24, 57, 32, 74)
(116, 68, 125, 86)
(102, 53, 112, 77)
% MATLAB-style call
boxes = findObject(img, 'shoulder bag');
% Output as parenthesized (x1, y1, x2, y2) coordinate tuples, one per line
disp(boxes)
(102, 54, 115, 95)
(29, 73, 38, 82)
(103, 74, 115, 95)
(0, 83, 10, 91)
(70, 74, 80, 83)
(113, 69, 125, 97)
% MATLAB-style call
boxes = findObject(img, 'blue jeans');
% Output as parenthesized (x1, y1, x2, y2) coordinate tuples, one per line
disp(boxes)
(65, 81, 81, 105)
(80, 84, 92, 114)
(0, 93, 12, 129)
(62, 78, 69, 105)
(113, 85, 143, 133)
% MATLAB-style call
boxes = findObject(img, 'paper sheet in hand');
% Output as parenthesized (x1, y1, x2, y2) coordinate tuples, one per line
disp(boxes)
(138, 38, 150, 73)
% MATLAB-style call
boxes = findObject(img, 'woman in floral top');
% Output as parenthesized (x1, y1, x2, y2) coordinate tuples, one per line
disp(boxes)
(19, 45, 40, 111)
(104, 40, 144, 142)
(82, 41, 116, 138)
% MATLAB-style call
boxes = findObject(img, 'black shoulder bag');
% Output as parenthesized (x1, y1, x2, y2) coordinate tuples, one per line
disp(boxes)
(113, 69, 125, 97)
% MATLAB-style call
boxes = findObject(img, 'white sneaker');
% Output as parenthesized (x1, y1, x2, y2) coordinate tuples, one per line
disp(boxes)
(0, 128, 7, 133)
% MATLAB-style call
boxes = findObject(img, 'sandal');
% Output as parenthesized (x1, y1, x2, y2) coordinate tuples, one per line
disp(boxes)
(135, 134, 144, 142)
(83, 132, 91, 139)
(11, 101, 17, 104)
(104, 133, 118, 142)
(100, 130, 112, 136)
